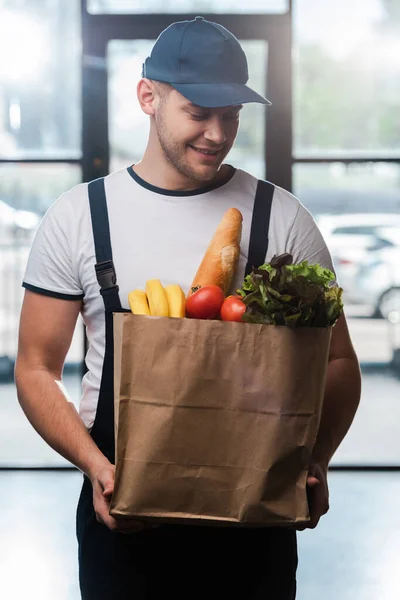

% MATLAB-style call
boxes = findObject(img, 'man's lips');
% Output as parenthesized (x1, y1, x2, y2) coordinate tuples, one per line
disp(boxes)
(188, 145, 223, 156)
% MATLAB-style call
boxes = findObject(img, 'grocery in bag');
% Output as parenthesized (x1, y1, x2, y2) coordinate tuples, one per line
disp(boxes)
(110, 208, 343, 526)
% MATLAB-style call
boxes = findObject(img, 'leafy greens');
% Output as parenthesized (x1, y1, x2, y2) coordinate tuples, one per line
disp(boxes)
(237, 253, 343, 327)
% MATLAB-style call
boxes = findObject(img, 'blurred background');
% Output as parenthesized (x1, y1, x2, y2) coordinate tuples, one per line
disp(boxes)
(1, 1, 399, 598)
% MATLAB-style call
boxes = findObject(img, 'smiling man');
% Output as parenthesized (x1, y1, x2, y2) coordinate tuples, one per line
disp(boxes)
(144, 83, 243, 188)
(15, 15, 361, 600)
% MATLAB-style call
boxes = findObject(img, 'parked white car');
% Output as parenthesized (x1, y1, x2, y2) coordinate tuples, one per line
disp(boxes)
(352, 227, 400, 319)
(0, 199, 40, 243)
(316, 213, 400, 311)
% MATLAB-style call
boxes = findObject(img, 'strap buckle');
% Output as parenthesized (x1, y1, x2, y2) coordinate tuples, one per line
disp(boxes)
(95, 260, 118, 291)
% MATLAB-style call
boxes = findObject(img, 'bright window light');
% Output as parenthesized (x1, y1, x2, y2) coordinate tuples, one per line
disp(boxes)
(0, 11, 49, 81)
(9, 102, 21, 131)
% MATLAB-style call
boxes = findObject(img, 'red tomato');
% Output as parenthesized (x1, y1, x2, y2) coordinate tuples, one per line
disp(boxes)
(220, 295, 246, 322)
(186, 285, 225, 319)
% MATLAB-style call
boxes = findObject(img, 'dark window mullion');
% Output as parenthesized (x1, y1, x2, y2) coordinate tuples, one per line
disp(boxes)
(265, 15, 292, 190)
(83, 13, 286, 40)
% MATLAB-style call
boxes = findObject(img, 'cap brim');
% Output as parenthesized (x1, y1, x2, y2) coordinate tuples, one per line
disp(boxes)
(171, 82, 271, 108)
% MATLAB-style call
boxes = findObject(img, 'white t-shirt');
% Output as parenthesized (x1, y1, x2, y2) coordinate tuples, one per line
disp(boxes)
(23, 165, 335, 430)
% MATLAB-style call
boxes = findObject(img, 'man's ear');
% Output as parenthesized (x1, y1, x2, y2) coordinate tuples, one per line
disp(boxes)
(137, 78, 158, 116)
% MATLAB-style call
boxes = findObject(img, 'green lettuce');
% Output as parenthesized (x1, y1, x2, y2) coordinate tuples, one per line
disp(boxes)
(237, 253, 343, 327)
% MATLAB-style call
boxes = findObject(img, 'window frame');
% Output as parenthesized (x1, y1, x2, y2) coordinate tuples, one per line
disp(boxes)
(80, 1, 293, 191)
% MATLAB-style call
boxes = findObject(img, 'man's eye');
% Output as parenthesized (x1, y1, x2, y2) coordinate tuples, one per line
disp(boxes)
(190, 113, 207, 121)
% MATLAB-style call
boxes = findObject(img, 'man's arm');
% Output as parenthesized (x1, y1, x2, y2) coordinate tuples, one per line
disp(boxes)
(313, 312, 362, 467)
(15, 290, 145, 532)
(15, 290, 104, 474)
(298, 312, 362, 529)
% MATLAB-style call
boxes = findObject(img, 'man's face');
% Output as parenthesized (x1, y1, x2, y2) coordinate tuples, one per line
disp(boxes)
(154, 89, 242, 184)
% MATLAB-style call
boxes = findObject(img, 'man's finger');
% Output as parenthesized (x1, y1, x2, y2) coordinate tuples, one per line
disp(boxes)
(295, 514, 318, 530)
(307, 476, 320, 488)
(107, 518, 156, 534)
(295, 480, 323, 530)
(103, 485, 113, 498)
(96, 509, 144, 532)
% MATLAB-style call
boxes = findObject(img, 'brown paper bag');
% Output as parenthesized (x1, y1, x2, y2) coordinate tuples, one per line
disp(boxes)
(110, 313, 331, 527)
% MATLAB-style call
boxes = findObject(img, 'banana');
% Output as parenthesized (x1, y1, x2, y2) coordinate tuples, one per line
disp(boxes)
(128, 290, 150, 315)
(145, 279, 169, 317)
(164, 284, 186, 318)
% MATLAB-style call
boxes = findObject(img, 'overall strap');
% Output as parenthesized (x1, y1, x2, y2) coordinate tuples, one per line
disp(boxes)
(88, 177, 122, 311)
(245, 179, 275, 277)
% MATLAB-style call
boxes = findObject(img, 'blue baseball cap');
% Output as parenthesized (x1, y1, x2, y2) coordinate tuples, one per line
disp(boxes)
(142, 16, 271, 108)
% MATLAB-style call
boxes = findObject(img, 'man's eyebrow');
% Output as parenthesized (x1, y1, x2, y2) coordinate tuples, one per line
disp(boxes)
(183, 103, 207, 111)
(182, 103, 243, 112)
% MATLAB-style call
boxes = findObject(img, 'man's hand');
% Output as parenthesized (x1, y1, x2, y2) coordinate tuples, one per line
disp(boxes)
(297, 463, 329, 531)
(91, 463, 157, 534)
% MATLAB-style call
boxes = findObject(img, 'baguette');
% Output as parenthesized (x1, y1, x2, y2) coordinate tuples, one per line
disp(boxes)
(188, 208, 243, 296)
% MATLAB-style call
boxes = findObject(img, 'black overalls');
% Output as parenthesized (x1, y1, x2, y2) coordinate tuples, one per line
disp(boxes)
(76, 175, 298, 600)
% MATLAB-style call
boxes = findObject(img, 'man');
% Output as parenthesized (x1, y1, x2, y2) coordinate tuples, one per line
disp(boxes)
(15, 16, 361, 600)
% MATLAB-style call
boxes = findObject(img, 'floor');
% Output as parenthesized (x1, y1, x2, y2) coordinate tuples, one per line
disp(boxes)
(1, 470, 399, 600)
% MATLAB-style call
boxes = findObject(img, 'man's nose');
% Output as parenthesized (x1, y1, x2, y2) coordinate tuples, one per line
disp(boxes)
(204, 117, 227, 145)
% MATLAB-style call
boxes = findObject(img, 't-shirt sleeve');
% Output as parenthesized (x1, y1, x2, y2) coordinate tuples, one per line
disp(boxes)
(286, 202, 336, 276)
(22, 189, 84, 301)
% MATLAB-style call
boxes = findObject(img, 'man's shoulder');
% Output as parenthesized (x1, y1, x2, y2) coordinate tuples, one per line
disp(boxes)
(45, 181, 89, 220)
(234, 168, 302, 215)
(270, 183, 303, 217)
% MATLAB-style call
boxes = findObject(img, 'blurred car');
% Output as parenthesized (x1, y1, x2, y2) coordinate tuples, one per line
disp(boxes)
(0, 199, 40, 243)
(352, 227, 400, 319)
(317, 213, 400, 245)
(316, 213, 400, 309)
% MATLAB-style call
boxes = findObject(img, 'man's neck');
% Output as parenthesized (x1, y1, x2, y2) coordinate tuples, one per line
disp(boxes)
(132, 153, 230, 192)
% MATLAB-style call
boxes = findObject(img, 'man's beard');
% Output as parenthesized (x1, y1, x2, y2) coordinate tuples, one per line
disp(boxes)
(155, 114, 225, 183)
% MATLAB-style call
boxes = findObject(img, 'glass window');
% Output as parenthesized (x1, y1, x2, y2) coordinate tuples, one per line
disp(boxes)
(293, 0, 400, 157)
(108, 39, 267, 179)
(0, 162, 82, 217)
(0, 163, 83, 467)
(293, 162, 400, 466)
(332, 227, 379, 235)
(293, 162, 400, 221)
(0, 0, 81, 159)
(89, 0, 288, 14)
